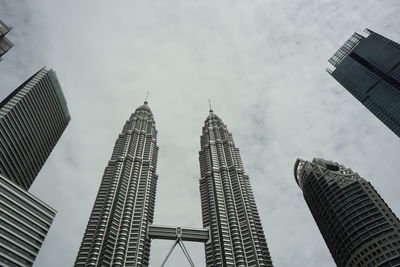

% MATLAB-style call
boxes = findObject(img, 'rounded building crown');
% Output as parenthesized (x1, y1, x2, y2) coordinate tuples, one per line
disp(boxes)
(136, 101, 152, 112)
(205, 110, 221, 121)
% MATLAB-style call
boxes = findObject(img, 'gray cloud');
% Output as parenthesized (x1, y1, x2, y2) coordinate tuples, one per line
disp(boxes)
(1, 0, 399, 266)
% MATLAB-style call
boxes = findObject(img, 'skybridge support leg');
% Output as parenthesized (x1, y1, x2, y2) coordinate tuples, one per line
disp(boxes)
(178, 239, 195, 267)
(160, 239, 179, 267)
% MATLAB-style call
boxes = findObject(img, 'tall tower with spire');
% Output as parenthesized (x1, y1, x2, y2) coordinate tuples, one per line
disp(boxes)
(198, 108, 274, 266)
(74, 101, 159, 266)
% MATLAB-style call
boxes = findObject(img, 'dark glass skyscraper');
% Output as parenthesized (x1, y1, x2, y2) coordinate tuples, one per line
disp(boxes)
(0, 19, 13, 61)
(295, 158, 400, 267)
(75, 101, 159, 266)
(327, 29, 400, 137)
(0, 68, 70, 190)
(198, 109, 273, 266)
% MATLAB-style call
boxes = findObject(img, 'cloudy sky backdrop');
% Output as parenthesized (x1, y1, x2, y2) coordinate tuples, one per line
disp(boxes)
(1, 0, 400, 266)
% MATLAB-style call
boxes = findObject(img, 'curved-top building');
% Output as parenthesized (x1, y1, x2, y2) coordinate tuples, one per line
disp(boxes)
(295, 158, 400, 267)
(74, 101, 159, 266)
(199, 109, 274, 266)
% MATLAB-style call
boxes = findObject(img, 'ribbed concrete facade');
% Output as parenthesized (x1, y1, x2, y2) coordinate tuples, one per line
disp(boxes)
(75, 102, 159, 266)
(199, 110, 273, 266)
(295, 158, 400, 267)
(0, 174, 56, 266)
(0, 68, 71, 190)
(0, 19, 13, 61)
(327, 29, 400, 137)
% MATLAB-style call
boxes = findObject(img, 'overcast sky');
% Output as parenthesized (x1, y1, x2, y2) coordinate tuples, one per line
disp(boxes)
(1, 0, 400, 266)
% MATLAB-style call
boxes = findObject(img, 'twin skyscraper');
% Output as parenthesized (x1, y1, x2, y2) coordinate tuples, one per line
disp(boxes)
(74, 102, 274, 266)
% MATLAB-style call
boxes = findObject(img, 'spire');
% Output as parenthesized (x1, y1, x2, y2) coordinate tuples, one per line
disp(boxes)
(136, 91, 152, 113)
(205, 100, 220, 122)
(144, 91, 149, 104)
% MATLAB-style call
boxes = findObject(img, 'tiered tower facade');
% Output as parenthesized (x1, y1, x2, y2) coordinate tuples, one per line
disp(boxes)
(295, 158, 400, 266)
(74, 102, 159, 266)
(198, 110, 273, 266)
